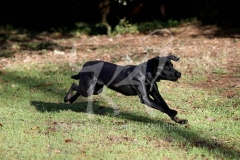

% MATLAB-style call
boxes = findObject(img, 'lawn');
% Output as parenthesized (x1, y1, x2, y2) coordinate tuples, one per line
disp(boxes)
(0, 24, 240, 159)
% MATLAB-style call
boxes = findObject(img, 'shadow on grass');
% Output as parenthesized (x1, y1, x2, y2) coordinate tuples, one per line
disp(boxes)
(0, 22, 108, 58)
(31, 100, 240, 159)
(2, 22, 240, 58)
(0, 65, 72, 100)
(31, 100, 113, 115)
(0, 29, 73, 58)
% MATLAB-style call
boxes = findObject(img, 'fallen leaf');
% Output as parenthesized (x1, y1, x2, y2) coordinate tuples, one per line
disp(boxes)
(113, 120, 127, 125)
(163, 157, 171, 160)
(31, 126, 39, 130)
(37, 83, 53, 87)
(207, 117, 216, 122)
(55, 150, 61, 153)
(233, 117, 239, 121)
(0, 123, 3, 127)
(54, 50, 65, 55)
(65, 139, 73, 143)
(46, 127, 57, 132)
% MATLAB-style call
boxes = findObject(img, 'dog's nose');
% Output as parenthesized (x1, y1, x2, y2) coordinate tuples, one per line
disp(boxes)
(176, 72, 181, 78)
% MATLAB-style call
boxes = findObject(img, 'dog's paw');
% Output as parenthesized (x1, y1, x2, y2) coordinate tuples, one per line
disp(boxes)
(172, 116, 188, 124)
(64, 94, 71, 103)
(64, 95, 69, 103)
(178, 119, 188, 124)
(68, 99, 74, 104)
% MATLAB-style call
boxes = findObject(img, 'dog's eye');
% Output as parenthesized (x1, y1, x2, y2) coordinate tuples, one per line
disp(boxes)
(165, 66, 170, 70)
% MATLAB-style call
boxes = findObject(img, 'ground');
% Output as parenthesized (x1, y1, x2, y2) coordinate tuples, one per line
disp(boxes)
(1, 23, 239, 98)
(0, 23, 240, 159)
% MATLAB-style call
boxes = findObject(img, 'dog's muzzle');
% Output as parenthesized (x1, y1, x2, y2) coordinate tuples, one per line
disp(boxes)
(175, 71, 181, 78)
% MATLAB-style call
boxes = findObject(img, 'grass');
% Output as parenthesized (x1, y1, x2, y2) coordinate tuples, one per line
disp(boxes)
(0, 19, 239, 159)
(0, 61, 239, 160)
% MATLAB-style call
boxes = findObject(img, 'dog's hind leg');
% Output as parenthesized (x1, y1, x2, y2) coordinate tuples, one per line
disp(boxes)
(85, 79, 98, 114)
(69, 92, 81, 104)
(64, 82, 79, 103)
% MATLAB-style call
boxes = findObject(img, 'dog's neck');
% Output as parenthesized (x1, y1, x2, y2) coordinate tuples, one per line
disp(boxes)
(137, 62, 160, 92)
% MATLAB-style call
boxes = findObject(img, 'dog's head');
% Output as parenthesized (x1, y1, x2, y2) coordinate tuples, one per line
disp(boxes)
(147, 55, 181, 82)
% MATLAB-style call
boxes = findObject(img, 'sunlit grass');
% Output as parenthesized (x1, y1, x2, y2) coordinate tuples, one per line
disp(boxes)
(0, 61, 239, 159)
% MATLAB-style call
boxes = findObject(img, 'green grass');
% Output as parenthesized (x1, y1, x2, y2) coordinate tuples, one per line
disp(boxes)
(111, 18, 180, 35)
(0, 62, 239, 160)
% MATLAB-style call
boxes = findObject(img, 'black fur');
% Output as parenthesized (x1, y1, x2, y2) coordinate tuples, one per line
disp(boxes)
(64, 55, 187, 124)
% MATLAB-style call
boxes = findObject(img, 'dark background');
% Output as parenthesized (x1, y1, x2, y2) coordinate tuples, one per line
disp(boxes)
(0, 0, 240, 30)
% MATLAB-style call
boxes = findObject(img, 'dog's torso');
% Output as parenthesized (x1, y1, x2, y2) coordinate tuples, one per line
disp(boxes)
(77, 61, 151, 96)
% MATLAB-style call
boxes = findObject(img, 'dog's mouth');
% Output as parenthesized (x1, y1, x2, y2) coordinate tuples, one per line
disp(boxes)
(160, 77, 179, 82)
(169, 77, 180, 81)
(171, 73, 181, 81)
(171, 78, 179, 82)
(156, 72, 181, 82)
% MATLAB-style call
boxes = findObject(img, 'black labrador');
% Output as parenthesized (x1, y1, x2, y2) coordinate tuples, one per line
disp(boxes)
(64, 55, 188, 124)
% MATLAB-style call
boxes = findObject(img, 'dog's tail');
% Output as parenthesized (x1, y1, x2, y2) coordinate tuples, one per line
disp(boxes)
(71, 73, 80, 80)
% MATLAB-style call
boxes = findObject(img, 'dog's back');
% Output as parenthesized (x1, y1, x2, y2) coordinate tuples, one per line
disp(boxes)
(71, 61, 114, 80)
(71, 60, 136, 82)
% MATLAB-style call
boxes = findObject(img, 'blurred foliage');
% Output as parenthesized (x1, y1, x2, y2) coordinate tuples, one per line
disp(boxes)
(113, 18, 139, 35)
(0, 0, 239, 32)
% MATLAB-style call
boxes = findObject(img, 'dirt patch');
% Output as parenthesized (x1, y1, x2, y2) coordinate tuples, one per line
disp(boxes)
(195, 74, 240, 98)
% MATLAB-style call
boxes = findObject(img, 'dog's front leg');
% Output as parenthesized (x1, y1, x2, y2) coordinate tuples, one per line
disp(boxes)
(135, 84, 173, 115)
(149, 83, 188, 124)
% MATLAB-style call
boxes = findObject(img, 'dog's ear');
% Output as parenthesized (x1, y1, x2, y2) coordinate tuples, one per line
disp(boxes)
(168, 55, 180, 61)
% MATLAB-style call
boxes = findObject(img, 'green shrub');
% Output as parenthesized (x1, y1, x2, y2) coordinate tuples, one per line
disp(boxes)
(112, 18, 139, 35)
